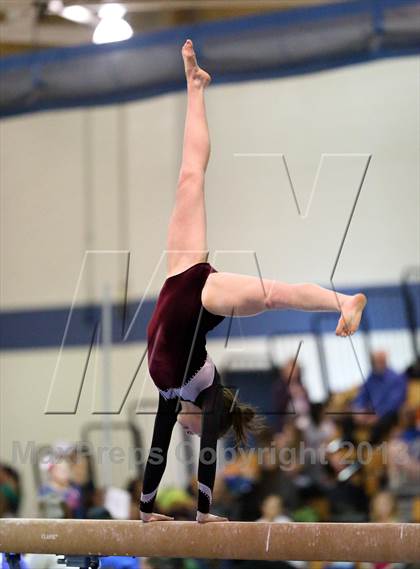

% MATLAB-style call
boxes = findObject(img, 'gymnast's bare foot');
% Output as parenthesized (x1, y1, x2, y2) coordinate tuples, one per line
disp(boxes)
(182, 39, 211, 88)
(140, 511, 174, 522)
(335, 293, 367, 337)
(196, 512, 229, 523)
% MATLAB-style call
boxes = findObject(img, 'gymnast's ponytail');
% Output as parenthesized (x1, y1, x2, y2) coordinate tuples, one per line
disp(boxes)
(219, 387, 266, 447)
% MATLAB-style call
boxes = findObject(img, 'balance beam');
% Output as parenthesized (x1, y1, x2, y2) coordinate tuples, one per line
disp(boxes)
(1, 519, 419, 562)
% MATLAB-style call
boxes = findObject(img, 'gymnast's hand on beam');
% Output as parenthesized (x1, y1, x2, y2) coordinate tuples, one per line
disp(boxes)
(196, 512, 229, 523)
(140, 511, 174, 522)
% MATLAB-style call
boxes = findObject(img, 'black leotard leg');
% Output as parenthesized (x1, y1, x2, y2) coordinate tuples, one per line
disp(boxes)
(196, 372, 224, 515)
(139, 394, 179, 514)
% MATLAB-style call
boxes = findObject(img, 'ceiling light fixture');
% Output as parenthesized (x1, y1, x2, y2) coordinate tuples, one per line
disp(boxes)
(61, 5, 93, 24)
(47, 1, 94, 24)
(48, 0, 64, 12)
(92, 3, 133, 44)
(98, 3, 127, 20)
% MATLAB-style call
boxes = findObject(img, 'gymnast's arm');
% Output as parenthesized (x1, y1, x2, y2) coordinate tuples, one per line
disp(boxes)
(195, 381, 228, 523)
(139, 394, 178, 522)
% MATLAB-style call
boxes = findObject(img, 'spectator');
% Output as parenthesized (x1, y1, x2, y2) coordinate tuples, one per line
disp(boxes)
(257, 494, 290, 523)
(38, 459, 82, 519)
(254, 426, 300, 514)
(370, 490, 398, 523)
(0, 464, 21, 517)
(387, 404, 420, 521)
(273, 359, 310, 434)
(296, 402, 337, 488)
(388, 405, 420, 484)
(352, 351, 407, 443)
(67, 444, 95, 518)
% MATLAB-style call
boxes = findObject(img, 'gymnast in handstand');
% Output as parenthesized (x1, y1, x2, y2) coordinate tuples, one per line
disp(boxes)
(140, 39, 367, 524)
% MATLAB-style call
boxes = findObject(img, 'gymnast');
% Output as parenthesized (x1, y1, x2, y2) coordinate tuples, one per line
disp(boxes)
(139, 39, 367, 524)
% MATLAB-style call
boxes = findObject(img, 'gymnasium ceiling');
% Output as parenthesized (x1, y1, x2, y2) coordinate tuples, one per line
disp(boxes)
(0, 0, 347, 56)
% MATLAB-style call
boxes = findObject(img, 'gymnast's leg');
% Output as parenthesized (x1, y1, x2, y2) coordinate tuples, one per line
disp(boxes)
(166, 39, 212, 278)
(201, 272, 367, 337)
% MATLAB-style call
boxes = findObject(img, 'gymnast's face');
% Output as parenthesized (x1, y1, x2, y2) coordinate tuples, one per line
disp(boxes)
(177, 401, 202, 437)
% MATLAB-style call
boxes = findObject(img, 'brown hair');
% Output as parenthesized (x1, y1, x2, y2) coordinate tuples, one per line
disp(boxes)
(218, 387, 266, 447)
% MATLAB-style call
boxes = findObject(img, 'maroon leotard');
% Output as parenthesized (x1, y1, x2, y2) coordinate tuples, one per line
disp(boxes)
(147, 262, 224, 391)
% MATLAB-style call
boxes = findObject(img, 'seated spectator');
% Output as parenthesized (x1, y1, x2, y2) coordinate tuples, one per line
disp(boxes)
(38, 459, 82, 519)
(256, 494, 290, 523)
(289, 403, 338, 519)
(388, 404, 420, 484)
(322, 388, 363, 446)
(296, 402, 337, 487)
(253, 426, 300, 516)
(67, 444, 95, 518)
(273, 359, 310, 434)
(352, 351, 407, 443)
(387, 404, 420, 521)
(370, 490, 399, 523)
(0, 464, 21, 517)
